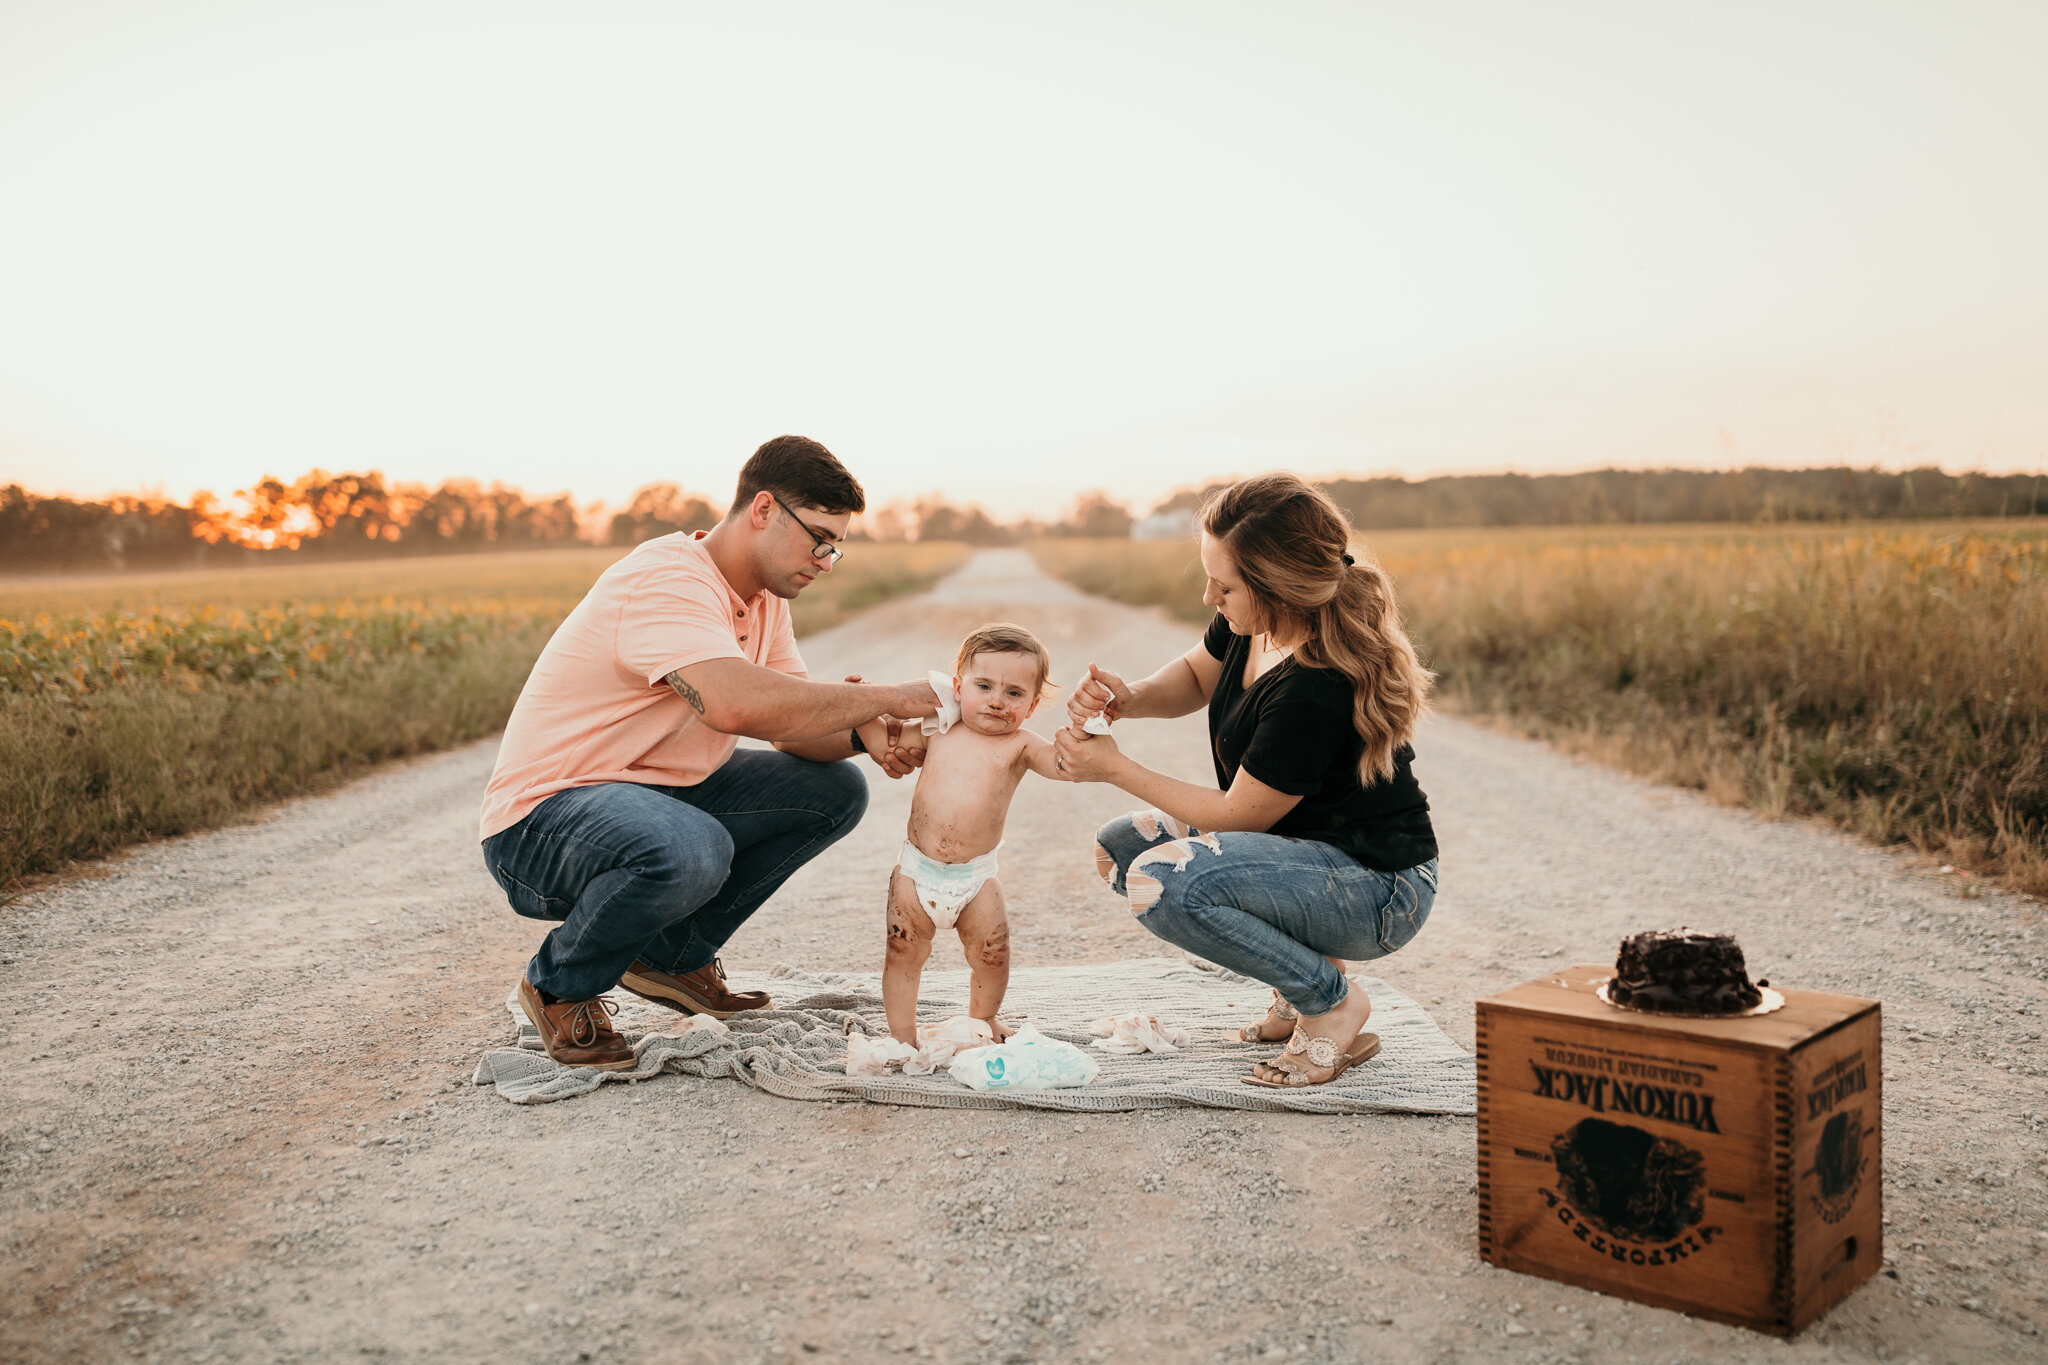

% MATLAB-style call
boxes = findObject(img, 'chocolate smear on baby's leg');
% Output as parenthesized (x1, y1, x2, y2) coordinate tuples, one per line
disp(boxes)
(978, 922, 1010, 968)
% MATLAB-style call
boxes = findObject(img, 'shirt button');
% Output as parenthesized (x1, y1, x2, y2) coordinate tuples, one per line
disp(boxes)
(736, 608, 745, 617)
(738, 634, 748, 642)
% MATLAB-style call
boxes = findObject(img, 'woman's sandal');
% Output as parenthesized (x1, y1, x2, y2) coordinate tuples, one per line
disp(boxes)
(1236, 989, 1298, 1043)
(1241, 1024, 1382, 1088)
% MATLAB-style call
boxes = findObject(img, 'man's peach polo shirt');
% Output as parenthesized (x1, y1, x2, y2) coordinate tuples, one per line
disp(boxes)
(478, 531, 805, 841)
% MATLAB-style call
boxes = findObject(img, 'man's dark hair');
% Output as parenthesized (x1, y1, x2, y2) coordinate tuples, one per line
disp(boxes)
(730, 435, 865, 517)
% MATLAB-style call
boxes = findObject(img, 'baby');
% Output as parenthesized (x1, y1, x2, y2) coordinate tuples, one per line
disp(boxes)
(855, 624, 1061, 1045)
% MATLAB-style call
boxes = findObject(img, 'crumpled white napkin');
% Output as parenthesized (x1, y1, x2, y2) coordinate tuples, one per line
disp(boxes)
(844, 1026, 917, 1076)
(920, 670, 961, 737)
(1087, 1013, 1193, 1055)
(1081, 712, 1113, 736)
(843, 1015, 995, 1076)
(905, 1015, 995, 1075)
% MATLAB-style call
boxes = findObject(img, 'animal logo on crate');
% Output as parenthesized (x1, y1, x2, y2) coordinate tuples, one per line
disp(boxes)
(1806, 1108, 1872, 1224)
(1550, 1117, 1707, 1243)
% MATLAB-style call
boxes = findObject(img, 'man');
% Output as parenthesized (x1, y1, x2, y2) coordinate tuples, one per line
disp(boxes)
(479, 435, 938, 1069)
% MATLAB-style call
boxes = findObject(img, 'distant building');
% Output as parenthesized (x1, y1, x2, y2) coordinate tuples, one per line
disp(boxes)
(1131, 508, 1196, 541)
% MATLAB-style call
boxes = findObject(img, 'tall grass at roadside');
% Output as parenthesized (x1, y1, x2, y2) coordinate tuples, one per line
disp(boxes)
(1030, 526, 2048, 896)
(1030, 537, 1211, 623)
(0, 540, 970, 637)
(2, 542, 970, 887)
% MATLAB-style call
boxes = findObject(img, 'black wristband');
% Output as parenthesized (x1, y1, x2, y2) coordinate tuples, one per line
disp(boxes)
(849, 728, 866, 754)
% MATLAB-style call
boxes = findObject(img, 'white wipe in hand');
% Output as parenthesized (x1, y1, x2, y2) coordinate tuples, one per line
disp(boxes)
(1081, 712, 1113, 736)
(921, 669, 961, 737)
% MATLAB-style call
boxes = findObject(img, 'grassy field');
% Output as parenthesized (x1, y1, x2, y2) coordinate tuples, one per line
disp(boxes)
(1031, 523, 2048, 897)
(1, 541, 969, 888)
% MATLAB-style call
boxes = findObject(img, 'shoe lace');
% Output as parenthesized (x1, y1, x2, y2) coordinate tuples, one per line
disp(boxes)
(562, 996, 620, 1048)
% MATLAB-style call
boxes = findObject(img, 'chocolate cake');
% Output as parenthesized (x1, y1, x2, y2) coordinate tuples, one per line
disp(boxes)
(1607, 929, 1763, 1015)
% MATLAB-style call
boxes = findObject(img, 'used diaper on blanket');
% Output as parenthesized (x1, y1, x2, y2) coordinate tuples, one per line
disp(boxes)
(898, 840, 1000, 929)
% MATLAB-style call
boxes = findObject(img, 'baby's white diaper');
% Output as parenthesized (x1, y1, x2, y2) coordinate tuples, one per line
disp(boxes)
(921, 669, 961, 737)
(898, 840, 1000, 929)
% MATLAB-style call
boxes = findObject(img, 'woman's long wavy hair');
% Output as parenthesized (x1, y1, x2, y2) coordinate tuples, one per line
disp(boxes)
(1201, 473, 1433, 783)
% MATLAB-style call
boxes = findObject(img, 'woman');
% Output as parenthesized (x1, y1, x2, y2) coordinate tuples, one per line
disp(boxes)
(1052, 473, 1438, 1087)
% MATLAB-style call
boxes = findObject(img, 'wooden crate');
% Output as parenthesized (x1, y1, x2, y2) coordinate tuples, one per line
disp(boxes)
(1477, 965, 1881, 1335)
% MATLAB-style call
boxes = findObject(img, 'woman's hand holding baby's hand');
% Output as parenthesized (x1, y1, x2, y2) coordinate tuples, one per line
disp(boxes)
(1052, 664, 1130, 781)
(1052, 724, 1121, 783)
(1067, 662, 1129, 730)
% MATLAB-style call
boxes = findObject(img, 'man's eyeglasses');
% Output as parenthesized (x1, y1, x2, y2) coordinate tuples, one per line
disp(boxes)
(770, 493, 844, 566)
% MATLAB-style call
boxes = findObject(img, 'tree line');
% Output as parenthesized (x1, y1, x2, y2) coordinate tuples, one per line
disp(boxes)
(0, 472, 1141, 572)
(0, 471, 586, 573)
(3, 464, 2041, 573)
(1156, 466, 2048, 530)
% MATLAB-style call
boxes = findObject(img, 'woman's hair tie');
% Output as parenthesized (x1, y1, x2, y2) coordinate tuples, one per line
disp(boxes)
(1341, 552, 1355, 567)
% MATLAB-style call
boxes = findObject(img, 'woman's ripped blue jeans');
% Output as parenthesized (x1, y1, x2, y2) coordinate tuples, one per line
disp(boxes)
(1093, 809, 1436, 1016)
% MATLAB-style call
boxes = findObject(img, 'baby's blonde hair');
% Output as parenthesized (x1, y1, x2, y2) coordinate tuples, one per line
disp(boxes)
(955, 623, 1059, 699)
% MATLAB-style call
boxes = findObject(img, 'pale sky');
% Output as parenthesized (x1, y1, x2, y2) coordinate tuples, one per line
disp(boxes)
(2, 1, 2044, 520)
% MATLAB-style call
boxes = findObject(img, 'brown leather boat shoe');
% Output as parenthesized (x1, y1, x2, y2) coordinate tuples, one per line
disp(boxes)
(619, 957, 770, 1019)
(518, 978, 636, 1071)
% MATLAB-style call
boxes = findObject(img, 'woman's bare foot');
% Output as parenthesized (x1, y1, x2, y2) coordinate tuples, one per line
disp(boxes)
(1246, 977, 1373, 1085)
(1238, 959, 1349, 1043)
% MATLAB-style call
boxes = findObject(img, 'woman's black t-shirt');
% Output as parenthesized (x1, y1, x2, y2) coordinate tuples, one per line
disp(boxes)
(1203, 612, 1437, 872)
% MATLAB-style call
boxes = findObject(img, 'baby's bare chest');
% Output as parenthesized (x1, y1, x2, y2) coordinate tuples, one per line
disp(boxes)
(914, 735, 1024, 803)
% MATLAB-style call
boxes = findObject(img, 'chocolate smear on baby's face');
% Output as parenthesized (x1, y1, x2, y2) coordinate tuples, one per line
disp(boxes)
(955, 650, 1045, 734)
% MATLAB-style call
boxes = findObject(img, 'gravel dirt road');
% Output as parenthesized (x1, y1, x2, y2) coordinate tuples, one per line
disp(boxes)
(4, 549, 2044, 1364)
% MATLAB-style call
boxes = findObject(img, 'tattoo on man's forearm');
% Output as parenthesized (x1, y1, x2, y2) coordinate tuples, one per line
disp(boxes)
(666, 671, 706, 716)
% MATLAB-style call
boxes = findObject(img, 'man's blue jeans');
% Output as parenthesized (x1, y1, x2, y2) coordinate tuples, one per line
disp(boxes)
(481, 750, 869, 1001)
(1093, 808, 1436, 1016)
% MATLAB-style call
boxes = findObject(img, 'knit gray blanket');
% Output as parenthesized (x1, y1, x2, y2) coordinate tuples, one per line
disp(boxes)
(472, 958, 1475, 1114)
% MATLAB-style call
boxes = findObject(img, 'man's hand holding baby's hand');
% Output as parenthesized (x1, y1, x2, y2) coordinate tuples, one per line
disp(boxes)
(844, 675, 923, 779)
(855, 717, 917, 778)
(876, 717, 922, 777)
(877, 676, 939, 777)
